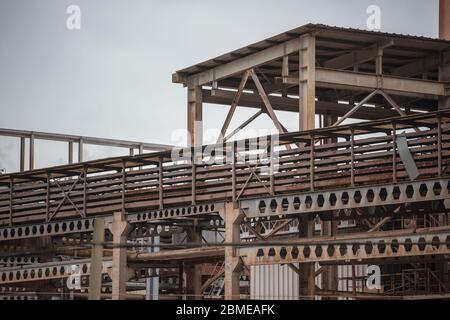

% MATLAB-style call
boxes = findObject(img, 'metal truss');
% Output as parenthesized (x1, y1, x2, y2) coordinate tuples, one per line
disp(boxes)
(239, 227, 450, 266)
(0, 202, 224, 242)
(240, 178, 450, 219)
(1, 256, 41, 268)
(127, 202, 224, 223)
(0, 258, 112, 285)
(0, 217, 96, 241)
(0, 294, 37, 301)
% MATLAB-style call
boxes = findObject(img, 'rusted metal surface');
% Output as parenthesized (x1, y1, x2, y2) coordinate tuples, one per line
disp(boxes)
(239, 226, 450, 266)
(0, 110, 449, 227)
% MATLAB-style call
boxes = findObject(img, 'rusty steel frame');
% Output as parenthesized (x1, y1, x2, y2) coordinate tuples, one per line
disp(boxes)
(239, 227, 450, 266)
(2, 23, 450, 300)
(1, 110, 449, 228)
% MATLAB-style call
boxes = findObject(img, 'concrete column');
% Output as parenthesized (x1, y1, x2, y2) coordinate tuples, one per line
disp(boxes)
(223, 203, 243, 300)
(299, 33, 316, 131)
(109, 212, 131, 300)
(185, 224, 202, 300)
(187, 85, 203, 147)
(89, 218, 105, 300)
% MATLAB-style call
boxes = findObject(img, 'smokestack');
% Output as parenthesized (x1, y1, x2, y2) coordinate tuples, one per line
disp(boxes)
(440, 0, 450, 40)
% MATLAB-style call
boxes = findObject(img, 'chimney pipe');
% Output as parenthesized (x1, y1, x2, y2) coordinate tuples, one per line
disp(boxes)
(440, 0, 450, 40)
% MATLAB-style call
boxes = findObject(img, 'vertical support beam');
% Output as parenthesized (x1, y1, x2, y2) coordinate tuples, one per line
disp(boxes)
(68, 142, 73, 164)
(438, 117, 443, 177)
(352, 263, 357, 296)
(350, 129, 355, 187)
(438, 51, 450, 109)
(78, 139, 84, 163)
(191, 151, 197, 206)
(29, 134, 35, 170)
(158, 157, 164, 209)
(185, 223, 202, 300)
(121, 161, 126, 213)
(269, 136, 275, 196)
(310, 135, 315, 191)
(187, 85, 203, 148)
(109, 212, 131, 300)
(392, 123, 397, 183)
(223, 203, 243, 300)
(9, 178, 13, 226)
(129, 148, 134, 156)
(46, 173, 50, 222)
(320, 219, 338, 295)
(146, 236, 160, 300)
(83, 166, 88, 217)
(231, 142, 237, 205)
(20, 137, 25, 172)
(375, 43, 383, 75)
(298, 215, 315, 299)
(89, 218, 105, 300)
(282, 55, 289, 77)
(299, 34, 316, 131)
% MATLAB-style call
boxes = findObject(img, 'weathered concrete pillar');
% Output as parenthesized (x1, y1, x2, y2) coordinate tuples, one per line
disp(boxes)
(89, 218, 105, 300)
(185, 223, 202, 300)
(109, 212, 131, 300)
(223, 203, 243, 300)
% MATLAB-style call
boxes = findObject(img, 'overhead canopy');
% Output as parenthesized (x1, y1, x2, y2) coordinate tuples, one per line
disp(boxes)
(173, 23, 450, 84)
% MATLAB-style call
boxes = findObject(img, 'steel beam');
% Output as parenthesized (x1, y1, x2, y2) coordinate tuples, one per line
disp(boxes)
(181, 38, 302, 87)
(0, 259, 112, 285)
(239, 227, 450, 266)
(241, 178, 450, 219)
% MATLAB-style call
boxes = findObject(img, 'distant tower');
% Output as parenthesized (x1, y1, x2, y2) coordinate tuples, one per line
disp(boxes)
(440, 0, 450, 40)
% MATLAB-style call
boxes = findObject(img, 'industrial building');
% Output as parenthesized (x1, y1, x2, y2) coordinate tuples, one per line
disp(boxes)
(1, 1, 450, 300)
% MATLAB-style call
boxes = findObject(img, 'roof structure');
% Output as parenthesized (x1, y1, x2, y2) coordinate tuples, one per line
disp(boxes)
(174, 23, 450, 81)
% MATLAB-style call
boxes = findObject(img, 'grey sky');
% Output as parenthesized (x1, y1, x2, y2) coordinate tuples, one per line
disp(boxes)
(0, 0, 439, 172)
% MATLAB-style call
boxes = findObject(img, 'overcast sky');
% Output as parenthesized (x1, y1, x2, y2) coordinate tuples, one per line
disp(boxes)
(0, 0, 439, 172)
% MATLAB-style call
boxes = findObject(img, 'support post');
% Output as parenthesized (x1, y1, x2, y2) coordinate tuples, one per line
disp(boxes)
(109, 212, 131, 300)
(146, 236, 160, 300)
(29, 134, 34, 170)
(320, 220, 338, 296)
(185, 223, 202, 300)
(158, 157, 164, 209)
(298, 215, 315, 299)
(439, 51, 450, 109)
(223, 202, 243, 300)
(20, 137, 25, 172)
(89, 218, 105, 300)
(187, 85, 203, 148)
(78, 139, 84, 163)
(68, 141, 73, 164)
(299, 34, 316, 131)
